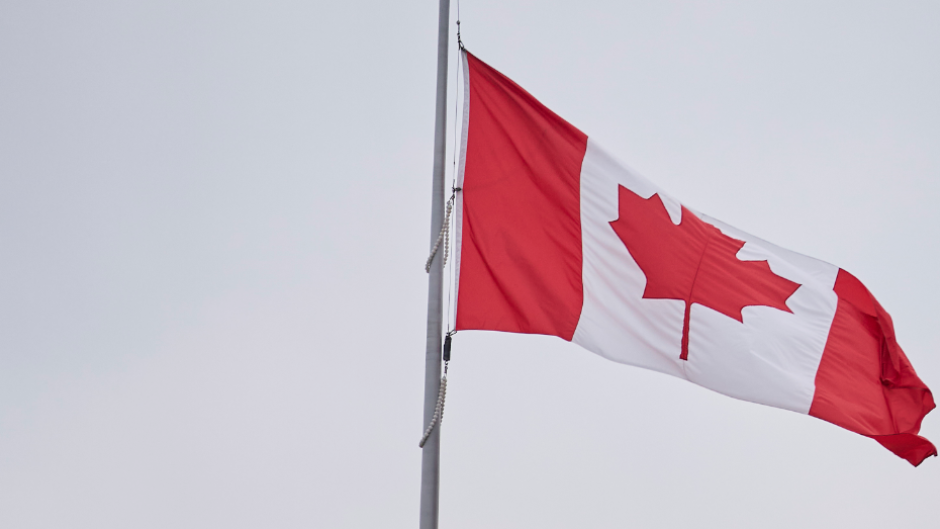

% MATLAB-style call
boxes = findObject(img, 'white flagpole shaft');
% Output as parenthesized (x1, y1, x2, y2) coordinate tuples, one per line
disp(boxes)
(420, 0, 450, 528)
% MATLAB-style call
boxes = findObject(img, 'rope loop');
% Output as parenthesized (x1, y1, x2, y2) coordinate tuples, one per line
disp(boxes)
(425, 193, 455, 273)
(419, 361, 449, 448)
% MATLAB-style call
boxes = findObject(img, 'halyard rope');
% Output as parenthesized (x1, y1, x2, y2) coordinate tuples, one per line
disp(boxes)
(419, 361, 448, 448)
(425, 194, 454, 273)
(420, 9, 462, 449)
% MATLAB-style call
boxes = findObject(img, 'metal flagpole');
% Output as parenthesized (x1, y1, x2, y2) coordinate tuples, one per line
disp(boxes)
(420, 0, 451, 528)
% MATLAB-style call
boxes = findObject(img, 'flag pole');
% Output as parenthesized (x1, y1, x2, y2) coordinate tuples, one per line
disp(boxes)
(420, 0, 450, 528)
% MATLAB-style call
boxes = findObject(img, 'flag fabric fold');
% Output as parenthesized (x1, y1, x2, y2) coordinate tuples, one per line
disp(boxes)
(452, 50, 935, 465)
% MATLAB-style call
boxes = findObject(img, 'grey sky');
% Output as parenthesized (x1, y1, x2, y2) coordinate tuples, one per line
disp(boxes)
(0, 1, 937, 527)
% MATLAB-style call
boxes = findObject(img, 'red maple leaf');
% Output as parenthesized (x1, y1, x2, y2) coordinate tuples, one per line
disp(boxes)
(610, 185, 801, 360)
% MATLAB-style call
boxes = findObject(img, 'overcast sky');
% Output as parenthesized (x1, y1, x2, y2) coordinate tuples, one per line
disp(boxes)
(1, 1, 938, 527)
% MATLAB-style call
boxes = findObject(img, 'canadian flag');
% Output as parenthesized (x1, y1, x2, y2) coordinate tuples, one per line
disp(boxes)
(452, 51, 936, 465)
